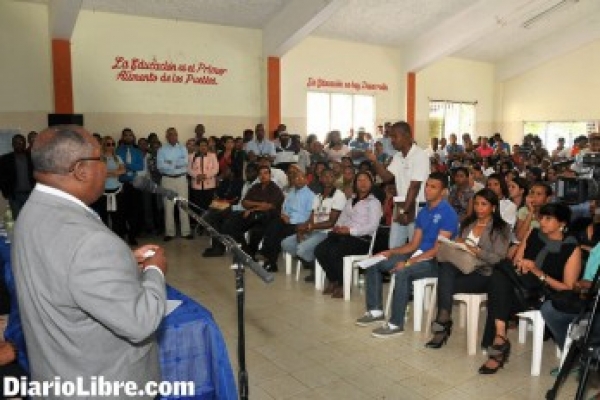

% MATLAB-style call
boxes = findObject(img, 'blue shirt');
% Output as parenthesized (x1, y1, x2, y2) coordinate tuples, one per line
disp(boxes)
(115, 145, 143, 183)
(157, 143, 188, 176)
(415, 199, 459, 252)
(283, 185, 315, 224)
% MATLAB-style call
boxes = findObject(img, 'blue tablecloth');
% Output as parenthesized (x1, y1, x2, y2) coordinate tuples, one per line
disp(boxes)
(0, 236, 237, 400)
(158, 286, 237, 400)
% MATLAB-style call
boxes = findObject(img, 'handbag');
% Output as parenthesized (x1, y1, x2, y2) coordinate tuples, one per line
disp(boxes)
(436, 241, 482, 274)
(496, 259, 546, 311)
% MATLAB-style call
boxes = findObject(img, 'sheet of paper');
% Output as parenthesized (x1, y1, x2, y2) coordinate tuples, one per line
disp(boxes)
(166, 300, 182, 316)
(356, 255, 387, 269)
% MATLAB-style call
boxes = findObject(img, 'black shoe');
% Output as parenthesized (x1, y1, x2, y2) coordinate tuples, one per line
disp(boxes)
(163, 236, 174, 242)
(479, 336, 511, 374)
(265, 263, 279, 272)
(425, 320, 453, 349)
(183, 234, 194, 240)
(203, 248, 225, 257)
(304, 273, 315, 282)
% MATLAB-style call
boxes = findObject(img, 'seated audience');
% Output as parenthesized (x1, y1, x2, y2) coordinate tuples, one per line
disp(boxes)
(202, 164, 258, 257)
(426, 189, 510, 348)
(314, 172, 382, 298)
(447, 167, 474, 222)
(355, 172, 458, 337)
(514, 182, 553, 243)
(485, 173, 517, 228)
(255, 171, 314, 272)
(221, 166, 284, 257)
(479, 203, 581, 374)
(281, 169, 346, 281)
(507, 176, 528, 210)
(324, 130, 350, 163)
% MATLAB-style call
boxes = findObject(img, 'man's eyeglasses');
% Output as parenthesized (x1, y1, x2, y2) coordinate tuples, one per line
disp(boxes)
(68, 157, 105, 172)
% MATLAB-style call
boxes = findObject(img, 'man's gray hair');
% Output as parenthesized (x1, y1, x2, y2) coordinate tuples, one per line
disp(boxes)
(32, 126, 93, 174)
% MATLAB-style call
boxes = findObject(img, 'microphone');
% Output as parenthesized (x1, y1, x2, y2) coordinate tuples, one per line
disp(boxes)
(132, 176, 179, 200)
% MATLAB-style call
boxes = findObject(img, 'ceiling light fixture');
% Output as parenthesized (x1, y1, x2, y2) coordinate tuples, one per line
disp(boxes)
(522, 0, 579, 29)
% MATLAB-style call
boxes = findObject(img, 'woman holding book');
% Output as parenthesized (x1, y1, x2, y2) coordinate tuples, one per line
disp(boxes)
(426, 189, 510, 349)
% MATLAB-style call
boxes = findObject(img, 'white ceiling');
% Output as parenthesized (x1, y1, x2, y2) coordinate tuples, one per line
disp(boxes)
(21, 0, 600, 79)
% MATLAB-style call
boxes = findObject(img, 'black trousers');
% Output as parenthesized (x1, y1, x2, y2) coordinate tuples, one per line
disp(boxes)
(436, 261, 490, 315)
(221, 211, 274, 256)
(481, 259, 541, 347)
(190, 188, 215, 212)
(258, 219, 297, 264)
(121, 182, 142, 240)
(314, 233, 370, 283)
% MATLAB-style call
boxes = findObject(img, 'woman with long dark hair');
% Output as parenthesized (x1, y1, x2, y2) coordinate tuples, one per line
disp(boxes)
(507, 176, 528, 210)
(486, 173, 517, 228)
(479, 203, 581, 374)
(425, 189, 510, 348)
(314, 171, 382, 298)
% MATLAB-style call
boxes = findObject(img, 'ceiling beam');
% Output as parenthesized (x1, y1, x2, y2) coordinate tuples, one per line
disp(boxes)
(49, 0, 82, 39)
(496, 12, 600, 81)
(263, 0, 345, 57)
(403, 0, 531, 73)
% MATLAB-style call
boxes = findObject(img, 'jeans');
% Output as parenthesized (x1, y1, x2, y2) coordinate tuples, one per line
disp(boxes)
(281, 231, 328, 262)
(365, 254, 437, 328)
(388, 222, 414, 249)
(540, 301, 579, 350)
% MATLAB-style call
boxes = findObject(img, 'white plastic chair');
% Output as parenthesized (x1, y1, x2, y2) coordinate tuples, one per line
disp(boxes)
(283, 252, 303, 281)
(517, 310, 561, 376)
(342, 230, 378, 301)
(386, 276, 437, 331)
(422, 280, 488, 355)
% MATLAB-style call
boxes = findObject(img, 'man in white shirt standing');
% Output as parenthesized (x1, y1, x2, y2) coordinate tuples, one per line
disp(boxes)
(367, 121, 430, 248)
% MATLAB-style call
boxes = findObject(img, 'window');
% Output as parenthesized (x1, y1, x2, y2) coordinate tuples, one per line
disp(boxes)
(523, 121, 598, 149)
(429, 101, 476, 143)
(307, 92, 375, 142)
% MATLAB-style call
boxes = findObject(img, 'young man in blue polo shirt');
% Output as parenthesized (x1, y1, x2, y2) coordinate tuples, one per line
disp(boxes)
(356, 172, 459, 337)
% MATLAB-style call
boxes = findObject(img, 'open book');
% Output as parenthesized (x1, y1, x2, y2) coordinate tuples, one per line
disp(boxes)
(437, 235, 475, 255)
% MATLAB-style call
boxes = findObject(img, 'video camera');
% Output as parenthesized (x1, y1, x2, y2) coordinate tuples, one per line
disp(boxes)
(555, 153, 600, 204)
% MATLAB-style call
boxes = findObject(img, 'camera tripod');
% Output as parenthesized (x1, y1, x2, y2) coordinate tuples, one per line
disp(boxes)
(547, 264, 600, 400)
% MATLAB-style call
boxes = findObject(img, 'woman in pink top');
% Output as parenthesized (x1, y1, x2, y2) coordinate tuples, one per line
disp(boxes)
(188, 138, 219, 211)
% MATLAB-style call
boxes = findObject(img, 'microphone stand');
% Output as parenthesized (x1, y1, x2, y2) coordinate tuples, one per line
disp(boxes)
(175, 199, 273, 400)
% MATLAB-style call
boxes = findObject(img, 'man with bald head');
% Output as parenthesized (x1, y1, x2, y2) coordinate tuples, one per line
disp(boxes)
(12, 125, 167, 397)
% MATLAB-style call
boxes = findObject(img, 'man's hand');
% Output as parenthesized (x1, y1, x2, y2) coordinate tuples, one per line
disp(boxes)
(281, 214, 290, 224)
(377, 250, 393, 258)
(133, 244, 160, 264)
(142, 247, 168, 275)
(0, 342, 16, 366)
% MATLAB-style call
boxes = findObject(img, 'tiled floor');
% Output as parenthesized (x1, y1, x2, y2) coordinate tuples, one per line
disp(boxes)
(159, 234, 595, 399)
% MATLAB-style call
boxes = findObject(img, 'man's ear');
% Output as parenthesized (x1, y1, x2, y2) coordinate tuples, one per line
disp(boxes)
(71, 162, 88, 183)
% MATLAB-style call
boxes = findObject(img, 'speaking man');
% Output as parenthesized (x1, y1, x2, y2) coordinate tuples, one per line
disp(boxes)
(12, 125, 167, 398)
